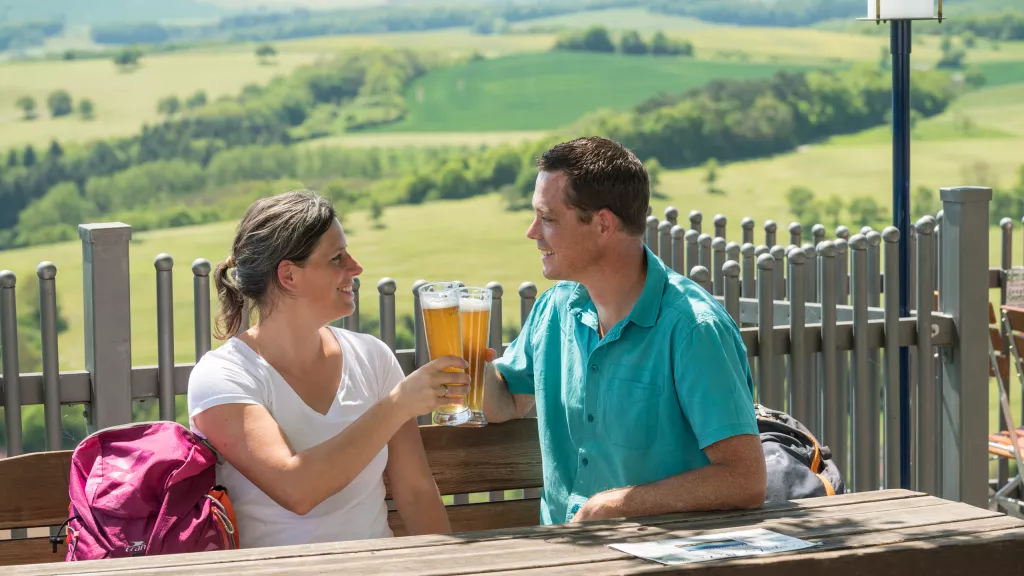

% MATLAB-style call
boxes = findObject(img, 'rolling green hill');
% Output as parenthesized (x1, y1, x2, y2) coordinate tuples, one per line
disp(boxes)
(367, 51, 822, 133)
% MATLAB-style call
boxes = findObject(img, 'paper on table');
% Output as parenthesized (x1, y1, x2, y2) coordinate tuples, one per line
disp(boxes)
(608, 528, 820, 565)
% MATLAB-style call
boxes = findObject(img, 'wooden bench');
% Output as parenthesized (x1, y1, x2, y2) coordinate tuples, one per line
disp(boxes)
(0, 419, 542, 567)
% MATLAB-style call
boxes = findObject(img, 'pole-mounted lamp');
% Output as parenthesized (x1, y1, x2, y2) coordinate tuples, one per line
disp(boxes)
(857, 0, 944, 493)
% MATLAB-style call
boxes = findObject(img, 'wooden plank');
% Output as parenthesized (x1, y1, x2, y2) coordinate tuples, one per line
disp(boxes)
(6, 490, 925, 576)
(74, 500, 1001, 576)
(0, 537, 67, 567)
(0, 451, 72, 530)
(4, 487, 925, 573)
(389, 499, 540, 537)
(510, 516, 1024, 575)
(384, 419, 542, 498)
(22, 494, 972, 576)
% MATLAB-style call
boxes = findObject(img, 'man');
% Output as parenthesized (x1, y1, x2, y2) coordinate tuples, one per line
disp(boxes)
(483, 136, 766, 525)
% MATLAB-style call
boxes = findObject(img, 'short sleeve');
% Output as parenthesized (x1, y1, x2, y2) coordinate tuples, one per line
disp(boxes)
(374, 339, 406, 402)
(493, 292, 550, 396)
(674, 316, 758, 450)
(187, 354, 266, 433)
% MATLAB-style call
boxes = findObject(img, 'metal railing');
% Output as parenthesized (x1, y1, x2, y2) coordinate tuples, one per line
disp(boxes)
(0, 186, 995, 511)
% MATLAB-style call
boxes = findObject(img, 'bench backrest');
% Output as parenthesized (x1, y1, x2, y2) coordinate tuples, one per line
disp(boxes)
(0, 419, 542, 566)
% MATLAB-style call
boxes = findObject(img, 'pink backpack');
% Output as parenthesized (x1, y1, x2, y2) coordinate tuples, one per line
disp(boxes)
(52, 421, 240, 560)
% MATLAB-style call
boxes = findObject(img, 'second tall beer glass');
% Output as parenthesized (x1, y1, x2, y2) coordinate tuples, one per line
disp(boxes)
(418, 281, 470, 426)
(460, 287, 491, 427)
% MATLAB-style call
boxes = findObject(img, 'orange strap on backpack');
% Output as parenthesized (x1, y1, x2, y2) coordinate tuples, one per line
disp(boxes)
(206, 487, 240, 550)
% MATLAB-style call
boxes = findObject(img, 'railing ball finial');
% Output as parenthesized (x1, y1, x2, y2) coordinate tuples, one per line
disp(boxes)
(518, 282, 538, 299)
(789, 221, 802, 235)
(756, 253, 775, 270)
(915, 215, 937, 236)
(812, 223, 826, 237)
(36, 261, 57, 280)
(486, 281, 503, 298)
(741, 217, 754, 230)
(848, 234, 868, 251)
(714, 213, 727, 227)
(154, 253, 174, 271)
(699, 233, 712, 247)
(688, 265, 711, 283)
(664, 206, 678, 221)
(722, 260, 740, 277)
(833, 237, 848, 255)
(1001, 217, 1014, 231)
(191, 258, 211, 277)
(788, 247, 806, 265)
(882, 226, 900, 243)
(712, 237, 727, 251)
(352, 277, 360, 291)
(0, 269, 16, 288)
(741, 242, 755, 257)
(378, 277, 397, 296)
(689, 210, 702, 224)
(817, 240, 837, 258)
(671, 224, 685, 239)
(764, 220, 777, 233)
(836, 225, 850, 240)
(658, 220, 673, 233)
(866, 230, 882, 247)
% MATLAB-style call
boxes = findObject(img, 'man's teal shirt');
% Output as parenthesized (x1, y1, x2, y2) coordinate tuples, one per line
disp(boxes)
(493, 246, 759, 524)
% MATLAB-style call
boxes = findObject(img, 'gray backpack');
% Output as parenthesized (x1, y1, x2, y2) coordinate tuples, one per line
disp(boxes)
(756, 404, 845, 503)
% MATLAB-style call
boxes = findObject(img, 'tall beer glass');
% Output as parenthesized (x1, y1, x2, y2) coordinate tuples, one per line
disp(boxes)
(460, 287, 491, 427)
(418, 281, 470, 426)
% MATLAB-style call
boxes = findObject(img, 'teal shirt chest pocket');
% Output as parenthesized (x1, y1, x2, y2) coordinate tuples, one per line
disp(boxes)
(598, 364, 663, 449)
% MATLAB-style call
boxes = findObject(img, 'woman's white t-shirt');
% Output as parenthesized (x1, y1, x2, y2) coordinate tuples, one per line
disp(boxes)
(187, 326, 404, 549)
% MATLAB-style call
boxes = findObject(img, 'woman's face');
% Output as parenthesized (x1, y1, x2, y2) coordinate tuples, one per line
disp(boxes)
(287, 218, 364, 323)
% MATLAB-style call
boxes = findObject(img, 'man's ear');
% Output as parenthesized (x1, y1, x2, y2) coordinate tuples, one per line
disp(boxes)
(596, 209, 617, 236)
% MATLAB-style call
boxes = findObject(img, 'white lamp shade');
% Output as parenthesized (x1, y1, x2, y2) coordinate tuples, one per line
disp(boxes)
(866, 0, 935, 19)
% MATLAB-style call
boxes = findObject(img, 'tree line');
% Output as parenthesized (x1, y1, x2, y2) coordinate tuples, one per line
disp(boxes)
(554, 26, 693, 56)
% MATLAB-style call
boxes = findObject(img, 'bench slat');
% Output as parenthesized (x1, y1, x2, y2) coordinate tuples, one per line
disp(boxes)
(385, 419, 542, 498)
(389, 498, 540, 537)
(0, 451, 73, 531)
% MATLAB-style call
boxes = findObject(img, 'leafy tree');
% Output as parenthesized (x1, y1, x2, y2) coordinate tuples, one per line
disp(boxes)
(650, 31, 670, 54)
(848, 196, 884, 228)
(786, 186, 820, 227)
(256, 43, 277, 65)
(16, 95, 36, 120)
(619, 30, 648, 55)
(113, 47, 141, 70)
(370, 198, 385, 229)
(645, 157, 663, 195)
(186, 90, 207, 109)
(703, 158, 720, 194)
(821, 195, 844, 228)
(6, 149, 17, 167)
(157, 95, 181, 118)
(79, 98, 95, 120)
(22, 145, 37, 168)
(47, 140, 63, 160)
(47, 90, 73, 118)
(582, 26, 615, 53)
(912, 185, 940, 220)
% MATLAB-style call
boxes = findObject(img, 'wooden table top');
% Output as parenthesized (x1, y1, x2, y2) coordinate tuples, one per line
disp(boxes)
(10, 489, 1024, 575)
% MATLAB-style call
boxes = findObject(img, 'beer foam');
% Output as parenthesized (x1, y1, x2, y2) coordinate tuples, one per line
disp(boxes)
(459, 298, 491, 312)
(421, 298, 458, 310)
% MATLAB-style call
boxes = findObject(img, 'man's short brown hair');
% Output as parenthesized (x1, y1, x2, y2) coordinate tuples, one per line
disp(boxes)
(537, 136, 649, 236)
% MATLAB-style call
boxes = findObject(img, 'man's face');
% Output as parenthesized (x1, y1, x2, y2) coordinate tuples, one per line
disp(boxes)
(526, 171, 603, 281)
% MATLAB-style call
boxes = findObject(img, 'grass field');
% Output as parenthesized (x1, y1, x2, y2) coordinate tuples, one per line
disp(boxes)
(368, 51, 823, 133)
(0, 51, 320, 150)
(508, 8, 716, 33)
(299, 130, 550, 149)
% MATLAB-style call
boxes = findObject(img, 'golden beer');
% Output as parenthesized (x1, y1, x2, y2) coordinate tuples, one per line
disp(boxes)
(419, 282, 470, 426)
(460, 287, 492, 427)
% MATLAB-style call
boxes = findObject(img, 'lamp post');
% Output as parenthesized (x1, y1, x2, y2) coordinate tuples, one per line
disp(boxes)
(859, 0, 944, 492)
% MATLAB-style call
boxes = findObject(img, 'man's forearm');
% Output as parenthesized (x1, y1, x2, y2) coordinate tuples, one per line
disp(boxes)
(577, 460, 765, 522)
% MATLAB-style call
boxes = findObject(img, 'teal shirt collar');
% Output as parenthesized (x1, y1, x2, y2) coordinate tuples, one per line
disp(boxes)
(565, 245, 667, 331)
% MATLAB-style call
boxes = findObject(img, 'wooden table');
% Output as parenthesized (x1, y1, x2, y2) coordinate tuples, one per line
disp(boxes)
(10, 490, 1024, 575)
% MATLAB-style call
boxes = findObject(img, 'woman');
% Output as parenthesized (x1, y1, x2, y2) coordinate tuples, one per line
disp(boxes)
(187, 190, 469, 549)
